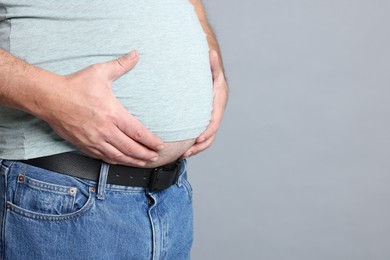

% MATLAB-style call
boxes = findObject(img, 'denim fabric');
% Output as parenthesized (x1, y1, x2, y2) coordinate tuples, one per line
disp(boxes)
(0, 159, 193, 260)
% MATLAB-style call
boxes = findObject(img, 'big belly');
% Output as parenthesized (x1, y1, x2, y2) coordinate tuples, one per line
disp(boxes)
(6, 0, 213, 163)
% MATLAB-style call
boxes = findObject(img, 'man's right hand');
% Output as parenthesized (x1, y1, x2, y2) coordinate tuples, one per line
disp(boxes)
(41, 51, 164, 166)
(14, 51, 163, 166)
(0, 49, 163, 166)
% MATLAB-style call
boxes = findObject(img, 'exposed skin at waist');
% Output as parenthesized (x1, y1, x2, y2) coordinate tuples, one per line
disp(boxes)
(141, 138, 196, 168)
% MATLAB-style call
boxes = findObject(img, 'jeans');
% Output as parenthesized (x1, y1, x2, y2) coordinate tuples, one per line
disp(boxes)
(0, 158, 193, 260)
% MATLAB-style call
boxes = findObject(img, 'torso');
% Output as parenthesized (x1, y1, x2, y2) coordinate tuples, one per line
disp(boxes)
(0, 0, 212, 160)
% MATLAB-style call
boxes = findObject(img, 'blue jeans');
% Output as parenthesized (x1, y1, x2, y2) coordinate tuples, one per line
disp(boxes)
(0, 159, 193, 260)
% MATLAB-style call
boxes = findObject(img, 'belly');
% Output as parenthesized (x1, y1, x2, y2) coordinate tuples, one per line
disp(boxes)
(144, 139, 196, 168)
(4, 0, 213, 151)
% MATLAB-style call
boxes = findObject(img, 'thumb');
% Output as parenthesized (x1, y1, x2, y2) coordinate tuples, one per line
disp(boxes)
(106, 50, 139, 81)
(209, 49, 222, 80)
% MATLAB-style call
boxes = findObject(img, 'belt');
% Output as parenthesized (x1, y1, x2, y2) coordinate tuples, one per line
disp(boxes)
(21, 153, 183, 192)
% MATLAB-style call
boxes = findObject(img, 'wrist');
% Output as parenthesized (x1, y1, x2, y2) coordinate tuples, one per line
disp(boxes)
(0, 50, 66, 120)
(30, 72, 68, 122)
(17, 65, 66, 121)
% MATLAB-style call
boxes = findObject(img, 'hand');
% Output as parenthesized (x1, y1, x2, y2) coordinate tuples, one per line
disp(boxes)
(44, 51, 164, 166)
(181, 49, 228, 159)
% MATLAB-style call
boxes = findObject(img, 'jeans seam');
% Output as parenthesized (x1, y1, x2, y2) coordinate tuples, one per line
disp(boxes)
(180, 175, 193, 199)
(0, 161, 10, 260)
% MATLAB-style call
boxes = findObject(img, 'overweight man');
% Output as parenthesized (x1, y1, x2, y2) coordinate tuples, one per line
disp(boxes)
(0, 0, 227, 259)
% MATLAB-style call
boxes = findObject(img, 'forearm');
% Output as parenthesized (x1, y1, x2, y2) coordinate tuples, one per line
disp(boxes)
(191, 0, 225, 73)
(0, 48, 62, 119)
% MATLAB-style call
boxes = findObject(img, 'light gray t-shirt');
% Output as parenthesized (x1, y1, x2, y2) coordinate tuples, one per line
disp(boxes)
(0, 0, 213, 159)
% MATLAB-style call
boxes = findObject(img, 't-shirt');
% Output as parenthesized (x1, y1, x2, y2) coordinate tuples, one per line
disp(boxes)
(0, 0, 213, 159)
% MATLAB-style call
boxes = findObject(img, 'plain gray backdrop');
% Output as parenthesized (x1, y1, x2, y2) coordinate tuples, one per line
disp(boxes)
(189, 1, 390, 259)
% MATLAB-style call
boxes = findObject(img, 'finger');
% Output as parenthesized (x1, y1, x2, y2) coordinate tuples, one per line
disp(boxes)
(79, 144, 148, 167)
(104, 50, 140, 81)
(209, 49, 223, 80)
(197, 51, 227, 142)
(105, 127, 159, 161)
(196, 88, 225, 141)
(116, 112, 164, 151)
(181, 135, 216, 159)
(196, 119, 219, 143)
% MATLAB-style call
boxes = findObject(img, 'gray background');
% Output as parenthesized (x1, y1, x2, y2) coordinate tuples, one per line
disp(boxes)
(189, 1, 390, 259)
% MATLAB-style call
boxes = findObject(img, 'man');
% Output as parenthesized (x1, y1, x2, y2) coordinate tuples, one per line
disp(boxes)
(0, 0, 227, 259)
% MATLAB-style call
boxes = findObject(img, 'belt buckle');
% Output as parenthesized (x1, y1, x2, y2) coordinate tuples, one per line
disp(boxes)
(148, 160, 181, 192)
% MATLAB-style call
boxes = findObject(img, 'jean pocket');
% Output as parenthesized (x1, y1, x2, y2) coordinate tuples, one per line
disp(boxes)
(14, 174, 77, 215)
(7, 173, 94, 221)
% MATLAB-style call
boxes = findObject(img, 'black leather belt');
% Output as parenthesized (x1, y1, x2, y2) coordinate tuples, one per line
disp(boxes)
(21, 153, 182, 192)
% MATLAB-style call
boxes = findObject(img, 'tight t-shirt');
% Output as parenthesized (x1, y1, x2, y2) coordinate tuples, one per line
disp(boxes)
(0, 0, 213, 159)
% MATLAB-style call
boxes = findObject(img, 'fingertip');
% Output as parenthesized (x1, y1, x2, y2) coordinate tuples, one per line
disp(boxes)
(150, 156, 159, 162)
(126, 50, 137, 58)
(137, 161, 147, 167)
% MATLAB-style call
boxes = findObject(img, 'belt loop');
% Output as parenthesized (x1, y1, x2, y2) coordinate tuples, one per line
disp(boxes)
(97, 162, 110, 200)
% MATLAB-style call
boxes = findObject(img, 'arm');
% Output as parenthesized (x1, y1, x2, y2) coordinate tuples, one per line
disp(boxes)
(189, 0, 224, 69)
(0, 49, 163, 166)
(182, 0, 229, 158)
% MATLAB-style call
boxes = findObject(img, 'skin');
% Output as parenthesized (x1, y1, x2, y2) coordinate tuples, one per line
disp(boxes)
(0, 0, 228, 167)
(182, 0, 229, 159)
